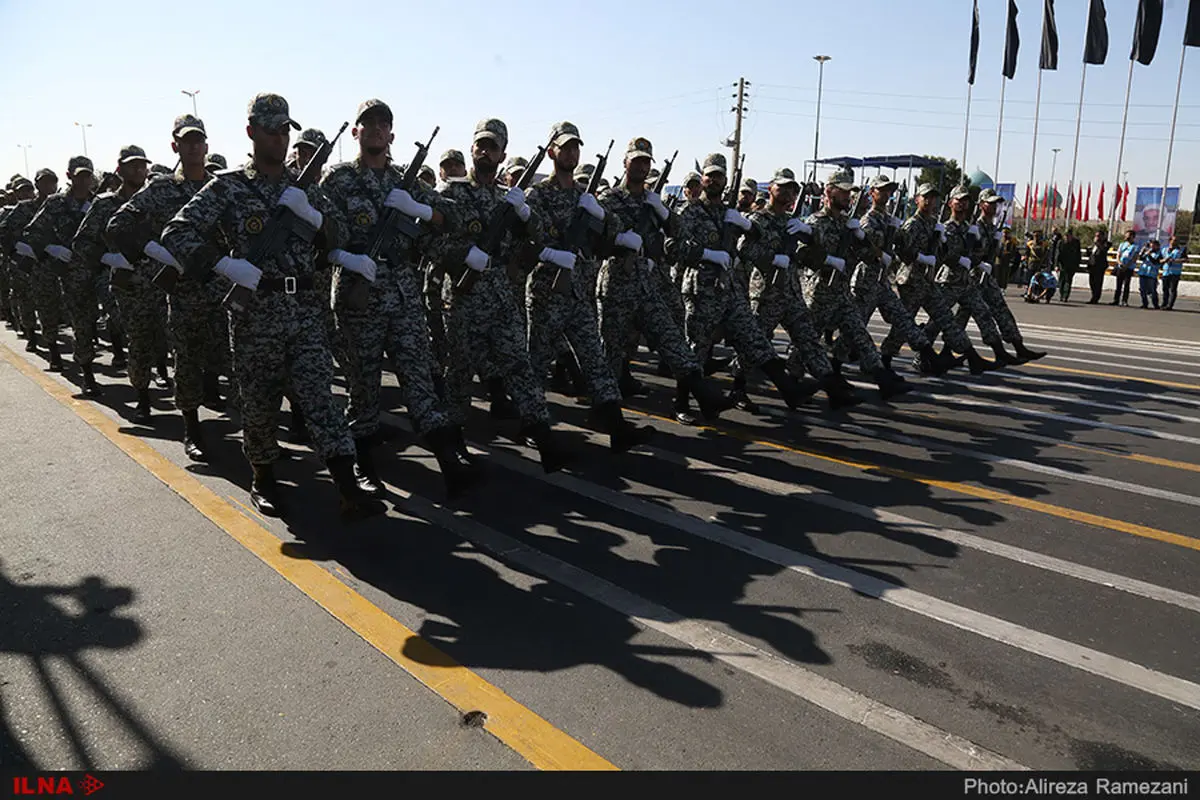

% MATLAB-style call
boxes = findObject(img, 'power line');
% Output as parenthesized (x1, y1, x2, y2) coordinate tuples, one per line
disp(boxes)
(754, 83, 1200, 110)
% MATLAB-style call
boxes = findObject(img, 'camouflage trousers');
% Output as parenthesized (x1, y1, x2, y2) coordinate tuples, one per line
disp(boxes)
(955, 274, 1024, 346)
(597, 256, 699, 381)
(837, 273, 930, 362)
(230, 291, 353, 466)
(740, 269, 831, 379)
(8, 261, 36, 335)
(881, 272, 972, 358)
(421, 260, 448, 368)
(63, 267, 102, 366)
(312, 269, 341, 368)
(656, 260, 686, 332)
(112, 266, 169, 391)
(32, 267, 65, 337)
(168, 277, 226, 413)
(0, 259, 9, 321)
(681, 265, 776, 371)
(801, 272, 884, 374)
(927, 280, 1002, 350)
(443, 268, 548, 428)
(527, 261, 619, 407)
(336, 262, 449, 441)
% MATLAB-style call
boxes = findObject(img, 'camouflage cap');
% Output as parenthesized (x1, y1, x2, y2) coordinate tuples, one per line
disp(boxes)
(825, 168, 854, 190)
(549, 121, 582, 148)
(473, 118, 508, 150)
(11, 177, 33, 191)
(205, 153, 227, 170)
(503, 155, 528, 175)
(35, 168, 58, 183)
(173, 114, 206, 139)
(683, 170, 702, 185)
(355, 98, 393, 125)
(949, 184, 971, 200)
(573, 162, 595, 182)
(626, 136, 653, 161)
(978, 188, 1001, 204)
(118, 145, 151, 165)
(740, 178, 757, 194)
(247, 92, 300, 131)
(915, 182, 941, 197)
(418, 165, 436, 181)
(869, 174, 899, 191)
(756, 190, 769, 201)
(702, 153, 727, 175)
(67, 155, 94, 176)
(149, 164, 172, 175)
(295, 128, 326, 150)
(770, 167, 799, 188)
(439, 148, 465, 166)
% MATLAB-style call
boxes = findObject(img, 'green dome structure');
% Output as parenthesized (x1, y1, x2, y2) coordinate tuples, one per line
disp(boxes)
(967, 169, 994, 189)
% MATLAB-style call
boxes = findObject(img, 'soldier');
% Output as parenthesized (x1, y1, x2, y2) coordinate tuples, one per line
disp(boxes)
(836, 174, 943, 376)
(68, 146, 151, 397)
(735, 167, 861, 411)
(1, 170, 56, 346)
(737, 178, 757, 213)
(879, 184, 996, 374)
(921, 185, 1021, 370)
(798, 168, 910, 400)
(753, 191, 768, 212)
(502, 157, 527, 188)
(522, 122, 653, 452)
(667, 153, 807, 421)
(0, 179, 35, 328)
(161, 92, 384, 520)
(434, 117, 568, 471)
(438, 149, 467, 184)
(23, 156, 98, 372)
(596, 137, 732, 422)
(288, 128, 327, 176)
(319, 98, 481, 498)
(417, 165, 436, 191)
(108, 116, 228, 442)
(205, 153, 227, 174)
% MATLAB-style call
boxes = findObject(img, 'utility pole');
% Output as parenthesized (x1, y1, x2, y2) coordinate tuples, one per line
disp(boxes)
(182, 89, 200, 116)
(74, 122, 92, 158)
(730, 77, 749, 175)
(812, 55, 831, 180)
(17, 144, 32, 179)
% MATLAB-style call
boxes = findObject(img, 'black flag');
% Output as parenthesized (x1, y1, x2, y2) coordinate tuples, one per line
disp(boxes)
(1131, 0, 1163, 66)
(969, 0, 980, 84)
(1185, 0, 1200, 48)
(1084, 0, 1108, 64)
(1040, 0, 1059, 70)
(1003, 0, 1020, 78)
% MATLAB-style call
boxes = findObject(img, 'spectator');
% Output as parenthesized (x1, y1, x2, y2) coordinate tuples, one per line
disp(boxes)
(1025, 265, 1057, 303)
(1112, 230, 1138, 307)
(998, 229, 1020, 289)
(1160, 236, 1186, 311)
(1058, 228, 1081, 302)
(1086, 229, 1110, 304)
(1136, 239, 1162, 309)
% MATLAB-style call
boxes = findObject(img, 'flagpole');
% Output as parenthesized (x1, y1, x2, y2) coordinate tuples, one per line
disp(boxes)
(1155, 45, 1187, 241)
(1027, 4, 1047, 237)
(1067, 0, 1092, 238)
(1108, 58, 1135, 234)
(962, 83, 973, 178)
(994, 76, 1007, 191)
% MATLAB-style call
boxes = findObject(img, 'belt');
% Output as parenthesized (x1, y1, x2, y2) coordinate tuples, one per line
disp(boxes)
(258, 275, 314, 295)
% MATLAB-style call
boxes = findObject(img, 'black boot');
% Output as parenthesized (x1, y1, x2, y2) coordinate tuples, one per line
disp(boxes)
(288, 405, 309, 444)
(655, 359, 674, 378)
(153, 359, 171, 390)
(761, 358, 807, 411)
(1013, 341, 1046, 363)
(592, 400, 655, 453)
(353, 437, 384, 497)
(874, 367, 912, 402)
(991, 343, 1022, 368)
(79, 364, 101, 398)
(965, 346, 998, 375)
(729, 372, 759, 413)
(520, 420, 570, 473)
(327, 454, 387, 520)
(250, 463, 283, 517)
(183, 409, 207, 462)
(24, 331, 38, 352)
(427, 425, 485, 499)
(673, 379, 698, 425)
(47, 340, 63, 371)
(202, 372, 225, 411)
(562, 352, 587, 397)
(133, 389, 152, 424)
(619, 363, 648, 398)
(916, 345, 948, 377)
(703, 355, 731, 376)
(110, 329, 127, 369)
(683, 370, 736, 422)
(487, 377, 519, 420)
(821, 373, 862, 410)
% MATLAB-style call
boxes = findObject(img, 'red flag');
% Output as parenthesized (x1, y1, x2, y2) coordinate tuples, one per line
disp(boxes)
(1032, 182, 1039, 219)
(1085, 183, 1092, 221)
(1120, 180, 1129, 221)
(1067, 186, 1074, 220)
(1075, 185, 1082, 220)
(1097, 182, 1105, 219)
(1042, 185, 1049, 220)
(1052, 183, 1058, 220)
(1114, 183, 1123, 219)
(1023, 184, 1031, 219)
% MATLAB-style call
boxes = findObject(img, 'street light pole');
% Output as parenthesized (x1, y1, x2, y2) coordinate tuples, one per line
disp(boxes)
(74, 122, 92, 158)
(1047, 147, 1061, 230)
(812, 55, 831, 181)
(17, 144, 32, 178)
(181, 89, 200, 116)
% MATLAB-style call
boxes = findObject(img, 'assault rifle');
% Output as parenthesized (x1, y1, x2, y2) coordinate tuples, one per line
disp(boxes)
(552, 138, 613, 294)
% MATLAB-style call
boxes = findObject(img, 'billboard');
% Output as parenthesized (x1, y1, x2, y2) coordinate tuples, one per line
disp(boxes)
(1132, 186, 1180, 245)
(994, 183, 1016, 227)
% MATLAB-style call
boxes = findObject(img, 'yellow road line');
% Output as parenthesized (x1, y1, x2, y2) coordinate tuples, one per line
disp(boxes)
(1, 344, 616, 771)
(1024, 362, 1200, 391)
(626, 407, 1200, 553)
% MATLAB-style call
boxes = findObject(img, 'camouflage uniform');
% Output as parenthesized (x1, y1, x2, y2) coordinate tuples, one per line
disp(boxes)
(434, 120, 549, 430)
(161, 95, 355, 469)
(924, 201, 1003, 351)
(71, 183, 137, 370)
(0, 193, 45, 337)
(954, 201, 1026, 346)
(106, 144, 218, 408)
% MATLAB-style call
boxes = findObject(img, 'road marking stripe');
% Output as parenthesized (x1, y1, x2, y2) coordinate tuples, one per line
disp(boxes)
(1023, 362, 1200, 391)
(996, 374, 1200, 409)
(1016, 322, 1200, 348)
(0, 343, 616, 772)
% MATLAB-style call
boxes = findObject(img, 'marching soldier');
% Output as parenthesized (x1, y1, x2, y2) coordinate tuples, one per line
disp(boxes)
(0, 169, 57, 347)
(205, 153, 227, 174)
(0, 177, 37, 331)
(288, 128, 327, 176)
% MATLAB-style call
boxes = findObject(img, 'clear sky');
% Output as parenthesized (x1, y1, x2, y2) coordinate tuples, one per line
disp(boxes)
(1, 0, 1196, 212)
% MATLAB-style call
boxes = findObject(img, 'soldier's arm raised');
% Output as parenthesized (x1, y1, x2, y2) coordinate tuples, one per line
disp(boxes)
(160, 178, 233, 277)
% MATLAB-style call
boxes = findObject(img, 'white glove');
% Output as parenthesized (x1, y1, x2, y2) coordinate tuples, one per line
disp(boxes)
(465, 245, 490, 272)
(330, 249, 377, 282)
(957, 256, 972, 269)
(889, 215, 902, 228)
(645, 192, 669, 221)
(540, 247, 576, 270)
(824, 255, 846, 273)
(994, 230, 1004, 242)
(214, 255, 262, 291)
(578, 193, 605, 221)
(786, 218, 812, 236)
(771, 254, 790, 269)
(934, 223, 945, 233)
(980, 262, 993, 275)
(644, 257, 656, 270)
(701, 248, 731, 269)
(14, 241, 35, 259)
(615, 230, 642, 252)
(384, 189, 433, 222)
(100, 252, 133, 271)
(847, 219, 865, 240)
(143, 240, 182, 271)
(504, 187, 531, 222)
(45, 244, 72, 263)
(723, 208, 751, 231)
(880, 252, 893, 268)
(277, 186, 323, 229)
(917, 253, 937, 267)
(967, 225, 980, 239)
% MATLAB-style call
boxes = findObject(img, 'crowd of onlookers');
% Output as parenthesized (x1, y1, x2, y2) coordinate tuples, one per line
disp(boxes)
(1006, 227, 1190, 310)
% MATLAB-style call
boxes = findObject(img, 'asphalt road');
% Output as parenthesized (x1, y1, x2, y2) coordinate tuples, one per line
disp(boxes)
(1, 287, 1197, 772)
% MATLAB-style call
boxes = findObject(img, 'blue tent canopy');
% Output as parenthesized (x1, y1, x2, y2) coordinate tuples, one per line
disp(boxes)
(812, 155, 944, 170)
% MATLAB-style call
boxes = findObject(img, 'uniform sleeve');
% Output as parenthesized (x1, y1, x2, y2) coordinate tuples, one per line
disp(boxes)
(307, 183, 345, 256)
(161, 178, 234, 276)
(71, 198, 112, 270)
(23, 199, 60, 260)
(894, 218, 923, 264)
(414, 184, 459, 264)
(664, 204, 708, 268)
(105, 181, 162, 262)
(737, 213, 777, 268)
